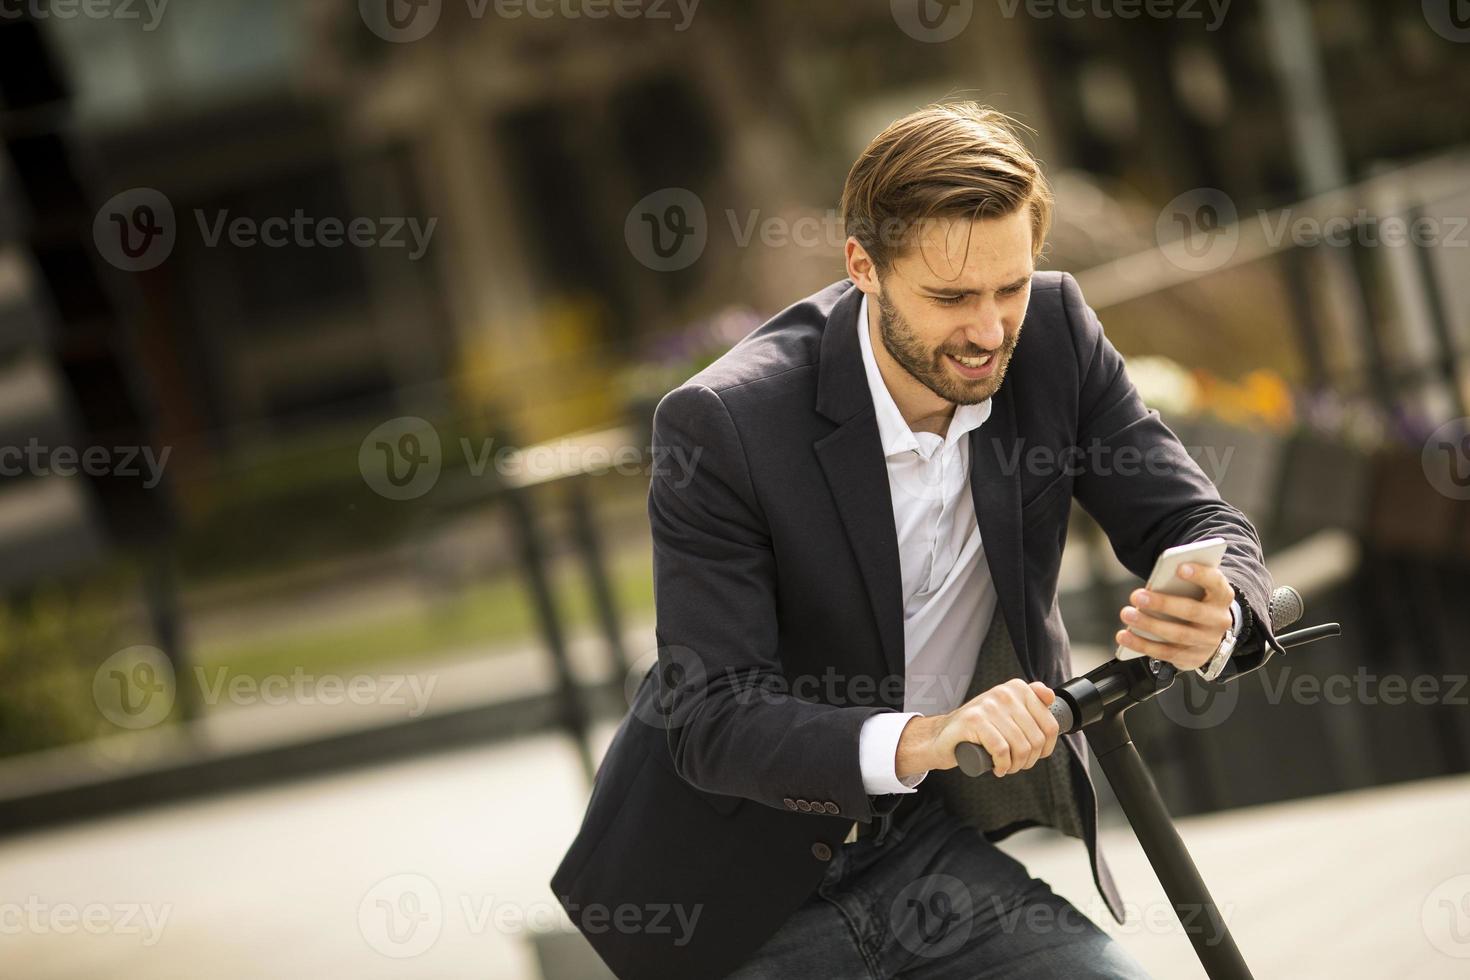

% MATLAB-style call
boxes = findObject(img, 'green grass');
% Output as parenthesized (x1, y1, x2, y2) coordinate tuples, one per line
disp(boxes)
(194, 544, 655, 683)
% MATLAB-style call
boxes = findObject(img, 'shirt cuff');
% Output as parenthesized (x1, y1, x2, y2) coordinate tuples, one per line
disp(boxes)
(859, 711, 926, 796)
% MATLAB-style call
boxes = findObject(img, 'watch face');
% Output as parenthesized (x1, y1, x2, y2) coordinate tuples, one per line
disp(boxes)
(1199, 637, 1234, 681)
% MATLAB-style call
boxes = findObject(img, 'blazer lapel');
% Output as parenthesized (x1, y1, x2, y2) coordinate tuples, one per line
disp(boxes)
(814, 285, 906, 696)
(815, 422, 906, 691)
(969, 381, 1033, 679)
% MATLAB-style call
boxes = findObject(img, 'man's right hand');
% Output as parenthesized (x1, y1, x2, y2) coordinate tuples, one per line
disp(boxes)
(895, 679, 1060, 779)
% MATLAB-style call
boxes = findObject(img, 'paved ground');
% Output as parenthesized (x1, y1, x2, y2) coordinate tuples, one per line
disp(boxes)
(2, 725, 1467, 980)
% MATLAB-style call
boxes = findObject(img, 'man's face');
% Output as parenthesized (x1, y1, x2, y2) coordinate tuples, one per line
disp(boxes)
(871, 210, 1034, 405)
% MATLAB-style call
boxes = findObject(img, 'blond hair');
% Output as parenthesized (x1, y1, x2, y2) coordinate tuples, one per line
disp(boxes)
(840, 102, 1053, 273)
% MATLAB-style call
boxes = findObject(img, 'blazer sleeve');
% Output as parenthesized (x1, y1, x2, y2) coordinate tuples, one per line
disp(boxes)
(646, 383, 894, 818)
(1060, 273, 1285, 669)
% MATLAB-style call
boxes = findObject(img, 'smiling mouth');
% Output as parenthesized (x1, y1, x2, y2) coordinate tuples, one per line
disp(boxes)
(944, 351, 998, 380)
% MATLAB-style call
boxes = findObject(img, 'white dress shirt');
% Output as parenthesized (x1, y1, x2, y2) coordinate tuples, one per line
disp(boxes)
(851, 293, 1243, 796)
(854, 293, 1000, 795)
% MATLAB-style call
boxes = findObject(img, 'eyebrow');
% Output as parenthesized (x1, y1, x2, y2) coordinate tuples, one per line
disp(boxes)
(921, 274, 1032, 296)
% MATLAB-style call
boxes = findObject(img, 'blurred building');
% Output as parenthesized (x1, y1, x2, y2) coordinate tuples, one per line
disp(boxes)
(0, 0, 1466, 812)
(10, 0, 1463, 462)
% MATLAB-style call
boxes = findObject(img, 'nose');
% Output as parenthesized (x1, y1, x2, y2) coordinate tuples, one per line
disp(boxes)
(960, 305, 1008, 353)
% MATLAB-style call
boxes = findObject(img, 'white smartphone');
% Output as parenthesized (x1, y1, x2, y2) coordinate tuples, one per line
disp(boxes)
(1114, 536, 1227, 660)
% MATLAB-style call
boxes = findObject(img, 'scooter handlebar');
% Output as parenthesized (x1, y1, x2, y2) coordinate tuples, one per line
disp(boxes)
(954, 696, 1076, 777)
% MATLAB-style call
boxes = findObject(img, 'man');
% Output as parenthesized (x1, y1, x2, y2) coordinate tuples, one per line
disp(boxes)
(551, 102, 1283, 979)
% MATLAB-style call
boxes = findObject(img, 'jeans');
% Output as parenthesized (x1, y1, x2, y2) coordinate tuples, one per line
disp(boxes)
(726, 795, 1151, 979)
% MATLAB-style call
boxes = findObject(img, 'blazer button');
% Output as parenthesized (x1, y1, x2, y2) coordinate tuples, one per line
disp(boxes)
(797, 800, 812, 812)
(823, 802, 839, 815)
(782, 798, 798, 811)
(811, 842, 833, 862)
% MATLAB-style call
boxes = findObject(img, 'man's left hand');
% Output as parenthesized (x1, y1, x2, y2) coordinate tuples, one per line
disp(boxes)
(1115, 563, 1233, 671)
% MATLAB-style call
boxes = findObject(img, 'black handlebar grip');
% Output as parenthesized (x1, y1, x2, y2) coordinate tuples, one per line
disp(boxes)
(955, 697, 1076, 777)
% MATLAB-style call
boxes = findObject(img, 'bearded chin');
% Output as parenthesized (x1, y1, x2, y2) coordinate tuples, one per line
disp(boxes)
(877, 295, 1012, 405)
(941, 367, 1001, 405)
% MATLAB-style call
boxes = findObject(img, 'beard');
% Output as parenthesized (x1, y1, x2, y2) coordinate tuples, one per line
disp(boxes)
(875, 290, 1020, 405)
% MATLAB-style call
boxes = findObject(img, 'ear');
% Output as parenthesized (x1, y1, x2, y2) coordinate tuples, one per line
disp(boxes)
(844, 237, 880, 295)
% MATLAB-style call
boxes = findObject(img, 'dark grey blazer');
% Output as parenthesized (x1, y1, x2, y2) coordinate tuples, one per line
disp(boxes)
(551, 272, 1282, 979)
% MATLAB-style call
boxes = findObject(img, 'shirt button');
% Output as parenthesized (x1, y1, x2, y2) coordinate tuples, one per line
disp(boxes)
(811, 842, 833, 862)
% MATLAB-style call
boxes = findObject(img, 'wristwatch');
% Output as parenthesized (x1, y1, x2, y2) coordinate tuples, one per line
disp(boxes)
(1197, 625, 1236, 682)
(1197, 586, 1251, 682)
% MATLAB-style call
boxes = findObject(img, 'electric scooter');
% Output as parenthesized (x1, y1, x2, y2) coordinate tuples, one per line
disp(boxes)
(955, 586, 1341, 980)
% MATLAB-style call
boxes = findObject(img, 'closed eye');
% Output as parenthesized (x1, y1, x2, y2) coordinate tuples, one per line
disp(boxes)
(926, 281, 1028, 306)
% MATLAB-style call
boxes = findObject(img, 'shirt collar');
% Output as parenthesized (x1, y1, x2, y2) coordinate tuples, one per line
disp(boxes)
(856, 292, 992, 459)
